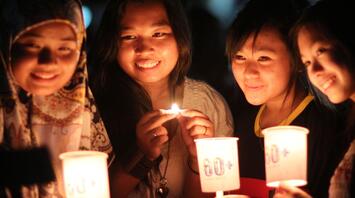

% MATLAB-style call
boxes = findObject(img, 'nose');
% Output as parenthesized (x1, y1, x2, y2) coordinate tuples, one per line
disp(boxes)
(38, 48, 56, 65)
(308, 59, 324, 78)
(244, 61, 259, 79)
(134, 38, 153, 54)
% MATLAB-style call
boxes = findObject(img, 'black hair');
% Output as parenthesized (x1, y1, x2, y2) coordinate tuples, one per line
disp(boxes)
(89, 0, 191, 163)
(226, 0, 308, 105)
(291, 0, 355, 140)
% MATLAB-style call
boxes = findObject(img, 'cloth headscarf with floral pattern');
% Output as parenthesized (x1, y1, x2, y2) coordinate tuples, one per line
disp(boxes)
(0, 0, 114, 197)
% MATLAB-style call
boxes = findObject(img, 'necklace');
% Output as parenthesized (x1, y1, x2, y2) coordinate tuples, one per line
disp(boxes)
(156, 140, 170, 198)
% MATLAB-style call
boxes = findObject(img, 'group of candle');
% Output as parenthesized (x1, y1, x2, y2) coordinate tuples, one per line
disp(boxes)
(60, 103, 309, 198)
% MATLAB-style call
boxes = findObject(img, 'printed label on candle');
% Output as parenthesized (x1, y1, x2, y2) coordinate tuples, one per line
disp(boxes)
(195, 137, 240, 192)
(262, 126, 308, 187)
(60, 151, 110, 198)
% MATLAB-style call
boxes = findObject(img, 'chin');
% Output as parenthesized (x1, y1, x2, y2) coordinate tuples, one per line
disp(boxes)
(328, 95, 348, 104)
(28, 88, 57, 96)
(245, 96, 264, 106)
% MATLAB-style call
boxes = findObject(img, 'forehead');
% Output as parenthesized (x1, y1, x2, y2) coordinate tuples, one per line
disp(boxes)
(241, 27, 287, 51)
(120, 1, 169, 28)
(14, 20, 79, 42)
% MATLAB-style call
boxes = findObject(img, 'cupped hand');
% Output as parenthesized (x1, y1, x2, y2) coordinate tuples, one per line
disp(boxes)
(177, 109, 214, 157)
(273, 183, 312, 198)
(136, 110, 177, 160)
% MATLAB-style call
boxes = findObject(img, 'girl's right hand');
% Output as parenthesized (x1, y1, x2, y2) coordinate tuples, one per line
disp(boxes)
(136, 110, 177, 160)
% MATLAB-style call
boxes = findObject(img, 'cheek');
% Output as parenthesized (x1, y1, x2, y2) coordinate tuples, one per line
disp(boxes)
(11, 57, 34, 80)
(116, 46, 131, 68)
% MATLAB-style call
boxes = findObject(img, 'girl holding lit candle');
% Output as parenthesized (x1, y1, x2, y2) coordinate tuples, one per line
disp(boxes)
(225, 0, 346, 197)
(275, 0, 355, 197)
(0, 0, 113, 197)
(89, 0, 234, 197)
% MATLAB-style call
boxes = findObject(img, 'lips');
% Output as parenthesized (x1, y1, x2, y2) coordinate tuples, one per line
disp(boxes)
(30, 72, 59, 84)
(244, 82, 264, 91)
(135, 59, 160, 69)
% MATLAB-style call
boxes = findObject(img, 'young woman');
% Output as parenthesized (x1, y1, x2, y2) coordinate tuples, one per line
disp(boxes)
(0, 0, 113, 197)
(89, 0, 233, 197)
(225, 0, 345, 197)
(275, 0, 355, 197)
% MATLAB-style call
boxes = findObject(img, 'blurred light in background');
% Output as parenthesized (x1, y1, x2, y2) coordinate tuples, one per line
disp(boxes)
(205, 0, 238, 28)
(82, 5, 93, 28)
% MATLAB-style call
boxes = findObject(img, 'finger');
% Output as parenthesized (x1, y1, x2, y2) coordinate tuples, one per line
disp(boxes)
(189, 125, 208, 136)
(150, 127, 168, 138)
(140, 113, 177, 133)
(184, 117, 213, 130)
(151, 134, 169, 146)
(137, 110, 162, 126)
(180, 109, 209, 119)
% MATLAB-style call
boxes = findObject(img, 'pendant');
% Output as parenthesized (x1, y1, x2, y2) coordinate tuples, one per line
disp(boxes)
(156, 177, 169, 198)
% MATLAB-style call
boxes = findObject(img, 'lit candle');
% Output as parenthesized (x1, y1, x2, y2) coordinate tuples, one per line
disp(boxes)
(161, 103, 182, 115)
(262, 126, 309, 187)
(60, 151, 110, 198)
(194, 137, 240, 197)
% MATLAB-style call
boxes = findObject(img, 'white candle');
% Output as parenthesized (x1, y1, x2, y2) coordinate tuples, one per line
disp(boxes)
(60, 151, 110, 198)
(262, 126, 309, 187)
(194, 137, 240, 193)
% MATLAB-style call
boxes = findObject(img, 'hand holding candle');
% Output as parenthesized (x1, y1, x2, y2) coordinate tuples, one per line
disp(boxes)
(177, 107, 214, 158)
(136, 109, 177, 160)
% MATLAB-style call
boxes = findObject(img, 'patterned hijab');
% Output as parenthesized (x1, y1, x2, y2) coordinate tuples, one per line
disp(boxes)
(0, 0, 113, 197)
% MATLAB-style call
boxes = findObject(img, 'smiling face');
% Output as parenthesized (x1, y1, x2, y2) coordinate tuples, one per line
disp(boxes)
(11, 22, 80, 96)
(231, 26, 292, 106)
(116, 1, 179, 88)
(297, 26, 355, 103)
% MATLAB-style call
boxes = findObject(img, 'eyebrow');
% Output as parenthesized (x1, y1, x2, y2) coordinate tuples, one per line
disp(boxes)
(253, 46, 277, 54)
(21, 32, 77, 42)
(121, 19, 171, 31)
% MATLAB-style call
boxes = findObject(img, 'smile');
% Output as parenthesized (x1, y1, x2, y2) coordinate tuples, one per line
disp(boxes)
(320, 76, 335, 92)
(31, 72, 58, 80)
(135, 60, 160, 69)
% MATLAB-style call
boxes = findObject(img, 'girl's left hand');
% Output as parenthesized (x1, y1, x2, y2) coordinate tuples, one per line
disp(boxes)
(177, 109, 214, 157)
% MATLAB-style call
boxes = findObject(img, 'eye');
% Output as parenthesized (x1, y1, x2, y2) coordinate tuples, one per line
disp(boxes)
(233, 54, 246, 63)
(257, 56, 271, 62)
(120, 35, 136, 41)
(58, 46, 75, 55)
(21, 43, 41, 51)
(316, 47, 327, 56)
(153, 32, 167, 38)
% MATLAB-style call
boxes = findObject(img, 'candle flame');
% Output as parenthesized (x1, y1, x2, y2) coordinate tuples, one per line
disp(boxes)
(170, 103, 181, 114)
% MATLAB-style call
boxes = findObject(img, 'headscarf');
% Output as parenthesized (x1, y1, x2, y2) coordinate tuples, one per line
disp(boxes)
(0, 0, 113, 197)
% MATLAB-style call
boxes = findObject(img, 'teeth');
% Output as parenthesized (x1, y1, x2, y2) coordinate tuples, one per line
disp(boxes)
(321, 77, 334, 91)
(136, 60, 159, 68)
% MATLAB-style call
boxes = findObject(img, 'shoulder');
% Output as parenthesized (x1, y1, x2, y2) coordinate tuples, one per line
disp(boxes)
(184, 78, 224, 100)
(183, 78, 234, 136)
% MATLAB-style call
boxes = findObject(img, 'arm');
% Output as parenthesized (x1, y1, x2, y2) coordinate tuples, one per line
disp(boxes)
(109, 110, 177, 197)
(178, 109, 215, 197)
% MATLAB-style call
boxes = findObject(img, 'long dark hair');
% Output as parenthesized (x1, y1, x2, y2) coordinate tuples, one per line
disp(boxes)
(89, 0, 191, 161)
(291, 0, 355, 140)
(225, 0, 308, 106)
